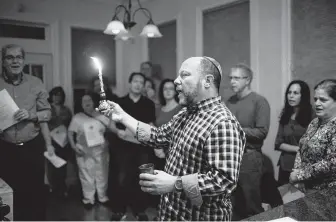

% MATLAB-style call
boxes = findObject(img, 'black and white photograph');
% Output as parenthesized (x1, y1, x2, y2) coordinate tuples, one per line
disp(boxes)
(1, 0, 336, 221)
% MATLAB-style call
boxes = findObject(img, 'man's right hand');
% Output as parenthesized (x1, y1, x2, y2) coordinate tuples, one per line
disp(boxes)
(99, 101, 125, 123)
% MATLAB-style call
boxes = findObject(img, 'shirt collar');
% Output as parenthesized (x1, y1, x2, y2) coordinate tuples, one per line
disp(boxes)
(2, 72, 24, 86)
(186, 96, 222, 113)
(127, 93, 143, 103)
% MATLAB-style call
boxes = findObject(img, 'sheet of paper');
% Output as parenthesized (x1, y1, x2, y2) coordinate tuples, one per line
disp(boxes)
(282, 188, 305, 204)
(279, 183, 305, 204)
(44, 152, 66, 168)
(269, 216, 297, 222)
(0, 89, 19, 131)
(50, 125, 68, 148)
(83, 121, 105, 147)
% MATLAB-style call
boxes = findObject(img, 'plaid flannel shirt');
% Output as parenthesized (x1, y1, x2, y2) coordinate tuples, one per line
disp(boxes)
(137, 96, 245, 221)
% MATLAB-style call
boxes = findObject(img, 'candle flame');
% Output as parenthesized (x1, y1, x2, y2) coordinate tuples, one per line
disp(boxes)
(90, 57, 102, 73)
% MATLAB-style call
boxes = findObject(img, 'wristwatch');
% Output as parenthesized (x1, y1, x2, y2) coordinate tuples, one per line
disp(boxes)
(174, 176, 183, 192)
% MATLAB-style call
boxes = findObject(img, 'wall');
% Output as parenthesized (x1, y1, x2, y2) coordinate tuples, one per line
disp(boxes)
(292, 0, 336, 90)
(251, 0, 291, 178)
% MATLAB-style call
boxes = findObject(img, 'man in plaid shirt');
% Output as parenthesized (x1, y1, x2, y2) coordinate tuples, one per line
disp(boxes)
(100, 57, 246, 221)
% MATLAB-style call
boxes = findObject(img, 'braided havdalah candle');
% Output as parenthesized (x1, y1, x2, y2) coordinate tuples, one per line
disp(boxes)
(91, 57, 113, 112)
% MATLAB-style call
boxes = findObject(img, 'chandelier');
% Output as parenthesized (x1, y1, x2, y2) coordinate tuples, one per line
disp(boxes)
(104, 0, 163, 41)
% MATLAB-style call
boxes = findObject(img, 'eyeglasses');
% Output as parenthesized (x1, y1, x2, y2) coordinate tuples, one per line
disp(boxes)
(228, 76, 248, 81)
(4, 55, 24, 61)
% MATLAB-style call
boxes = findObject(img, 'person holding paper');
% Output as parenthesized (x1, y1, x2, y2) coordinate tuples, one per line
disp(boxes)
(100, 57, 246, 221)
(47, 86, 73, 198)
(0, 44, 52, 221)
(68, 91, 116, 209)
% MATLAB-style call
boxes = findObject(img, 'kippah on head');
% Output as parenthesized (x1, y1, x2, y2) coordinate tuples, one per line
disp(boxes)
(202, 56, 222, 77)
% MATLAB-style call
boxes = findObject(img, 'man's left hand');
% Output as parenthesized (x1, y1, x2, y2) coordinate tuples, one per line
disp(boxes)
(46, 144, 55, 156)
(14, 109, 30, 122)
(139, 170, 177, 195)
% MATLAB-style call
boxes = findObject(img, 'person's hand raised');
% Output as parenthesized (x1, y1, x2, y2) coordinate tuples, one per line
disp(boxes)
(98, 101, 125, 123)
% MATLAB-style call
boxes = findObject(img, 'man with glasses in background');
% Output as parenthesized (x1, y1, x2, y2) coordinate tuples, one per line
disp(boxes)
(0, 44, 52, 221)
(226, 64, 270, 220)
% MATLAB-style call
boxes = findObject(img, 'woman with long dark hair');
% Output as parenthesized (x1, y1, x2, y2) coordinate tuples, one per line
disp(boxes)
(275, 80, 313, 185)
(153, 79, 181, 168)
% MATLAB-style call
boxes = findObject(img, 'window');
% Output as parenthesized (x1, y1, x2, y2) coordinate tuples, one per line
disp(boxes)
(23, 64, 44, 82)
(0, 19, 46, 40)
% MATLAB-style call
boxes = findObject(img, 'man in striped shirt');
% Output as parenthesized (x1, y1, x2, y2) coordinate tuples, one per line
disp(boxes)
(101, 57, 246, 221)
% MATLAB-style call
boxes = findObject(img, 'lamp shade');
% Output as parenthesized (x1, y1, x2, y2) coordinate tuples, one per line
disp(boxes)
(114, 29, 134, 41)
(140, 23, 162, 38)
(104, 20, 127, 35)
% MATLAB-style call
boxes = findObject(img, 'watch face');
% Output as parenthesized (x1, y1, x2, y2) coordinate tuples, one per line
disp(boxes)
(175, 178, 183, 190)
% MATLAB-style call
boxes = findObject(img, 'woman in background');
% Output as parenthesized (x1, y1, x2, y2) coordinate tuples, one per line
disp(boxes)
(143, 77, 160, 109)
(290, 79, 336, 192)
(154, 79, 181, 170)
(275, 80, 313, 185)
(68, 92, 116, 209)
(47, 86, 72, 197)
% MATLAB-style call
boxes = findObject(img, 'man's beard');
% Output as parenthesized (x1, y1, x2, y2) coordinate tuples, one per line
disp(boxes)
(180, 89, 198, 107)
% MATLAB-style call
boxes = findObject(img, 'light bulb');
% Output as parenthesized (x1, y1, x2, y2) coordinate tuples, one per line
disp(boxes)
(147, 33, 154, 38)
(112, 29, 120, 34)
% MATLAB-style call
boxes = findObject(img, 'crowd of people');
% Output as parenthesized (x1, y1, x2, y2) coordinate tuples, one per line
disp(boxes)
(0, 43, 336, 221)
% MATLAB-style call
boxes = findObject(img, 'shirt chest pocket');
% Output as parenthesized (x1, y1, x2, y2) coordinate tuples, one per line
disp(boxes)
(18, 93, 37, 111)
